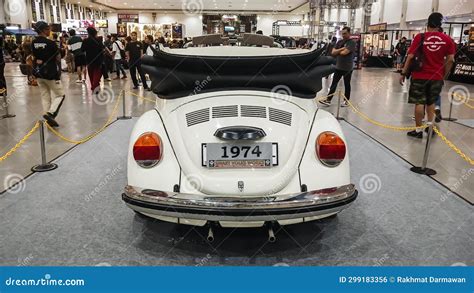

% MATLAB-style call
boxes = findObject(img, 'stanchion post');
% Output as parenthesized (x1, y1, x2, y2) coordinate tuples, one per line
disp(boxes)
(1, 93, 16, 119)
(410, 123, 437, 176)
(31, 121, 58, 172)
(442, 94, 457, 122)
(335, 90, 343, 120)
(117, 90, 132, 120)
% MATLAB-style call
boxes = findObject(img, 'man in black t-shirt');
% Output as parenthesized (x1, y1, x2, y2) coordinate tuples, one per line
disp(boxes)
(319, 27, 356, 107)
(394, 37, 408, 72)
(125, 32, 150, 90)
(31, 21, 64, 127)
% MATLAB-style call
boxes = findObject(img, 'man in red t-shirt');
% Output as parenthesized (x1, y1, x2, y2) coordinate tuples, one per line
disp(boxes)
(400, 12, 455, 138)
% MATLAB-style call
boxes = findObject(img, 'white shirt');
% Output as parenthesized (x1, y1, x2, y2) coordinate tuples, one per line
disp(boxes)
(112, 41, 124, 60)
(145, 44, 156, 56)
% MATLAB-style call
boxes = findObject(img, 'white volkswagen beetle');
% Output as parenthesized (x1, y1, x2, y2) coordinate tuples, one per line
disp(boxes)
(122, 35, 357, 240)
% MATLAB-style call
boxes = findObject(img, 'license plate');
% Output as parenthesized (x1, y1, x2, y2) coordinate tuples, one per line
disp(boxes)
(202, 143, 278, 169)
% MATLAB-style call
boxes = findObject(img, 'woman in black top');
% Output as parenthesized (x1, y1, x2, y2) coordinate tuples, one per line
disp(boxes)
(81, 27, 104, 93)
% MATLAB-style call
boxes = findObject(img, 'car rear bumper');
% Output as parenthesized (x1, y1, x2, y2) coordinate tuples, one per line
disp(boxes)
(122, 184, 357, 225)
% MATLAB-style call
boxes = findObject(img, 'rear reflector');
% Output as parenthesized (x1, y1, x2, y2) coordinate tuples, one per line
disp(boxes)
(133, 132, 163, 168)
(316, 132, 346, 167)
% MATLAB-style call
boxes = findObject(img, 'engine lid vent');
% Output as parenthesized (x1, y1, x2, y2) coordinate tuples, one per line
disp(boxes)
(269, 108, 292, 126)
(212, 105, 238, 118)
(240, 105, 267, 118)
(186, 108, 210, 127)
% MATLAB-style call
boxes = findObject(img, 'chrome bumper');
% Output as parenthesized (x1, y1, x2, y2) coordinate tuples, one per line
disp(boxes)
(122, 184, 357, 223)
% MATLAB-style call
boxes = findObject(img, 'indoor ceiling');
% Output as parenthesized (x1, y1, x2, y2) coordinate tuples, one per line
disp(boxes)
(86, 0, 309, 12)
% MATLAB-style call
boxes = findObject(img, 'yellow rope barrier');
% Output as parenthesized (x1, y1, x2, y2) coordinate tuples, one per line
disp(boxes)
(126, 90, 156, 104)
(335, 91, 472, 165)
(45, 92, 122, 144)
(433, 127, 474, 165)
(0, 121, 40, 163)
(339, 91, 427, 131)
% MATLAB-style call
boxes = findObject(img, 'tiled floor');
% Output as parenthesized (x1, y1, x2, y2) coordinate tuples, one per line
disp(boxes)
(0, 63, 472, 203)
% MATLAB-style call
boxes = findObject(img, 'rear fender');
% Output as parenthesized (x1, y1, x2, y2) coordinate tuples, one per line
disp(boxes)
(127, 110, 181, 191)
(299, 109, 350, 191)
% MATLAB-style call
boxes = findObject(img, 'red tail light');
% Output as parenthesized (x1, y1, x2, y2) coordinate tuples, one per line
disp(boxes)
(316, 132, 346, 167)
(133, 132, 163, 168)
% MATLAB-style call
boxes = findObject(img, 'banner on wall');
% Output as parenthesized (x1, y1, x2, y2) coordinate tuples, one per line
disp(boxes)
(368, 23, 387, 33)
(118, 14, 139, 24)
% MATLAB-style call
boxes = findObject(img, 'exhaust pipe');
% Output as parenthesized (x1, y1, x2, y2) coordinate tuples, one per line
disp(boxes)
(207, 225, 214, 242)
(268, 226, 276, 243)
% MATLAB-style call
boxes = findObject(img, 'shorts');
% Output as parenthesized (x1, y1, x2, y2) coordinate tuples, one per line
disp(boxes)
(396, 55, 405, 64)
(74, 54, 86, 68)
(408, 79, 444, 105)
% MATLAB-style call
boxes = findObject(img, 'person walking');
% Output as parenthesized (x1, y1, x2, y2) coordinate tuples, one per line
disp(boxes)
(31, 21, 65, 128)
(394, 37, 408, 72)
(81, 27, 104, 93)
(400, 12, 455, 138)
(68, 29, 86, 83)
(0, 25, 7, 96)
(319, 26, 356, 107)
(125, 32, 150, 90)
(111, 35, 127, 79)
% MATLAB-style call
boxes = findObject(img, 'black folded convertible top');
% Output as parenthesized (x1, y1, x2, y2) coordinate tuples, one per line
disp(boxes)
(141, 48, 335, 99)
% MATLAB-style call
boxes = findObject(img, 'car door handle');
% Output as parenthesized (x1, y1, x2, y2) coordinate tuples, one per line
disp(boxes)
(214, 126, 266, 140)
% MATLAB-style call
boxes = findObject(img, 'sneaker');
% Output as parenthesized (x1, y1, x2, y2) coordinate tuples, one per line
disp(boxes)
(424, 126, 436, 137)
(145, 88, 152, 92)
(341, 100, 349, 107)
(75, 80, 82, 84)
(43, 113, 59, 127)
(435, 109, 442, 123)
(132, 86, 138, 90)
(407, 130, 422, 139)
(122, 75, 127, 79)
(106, 77, 112, 81)
(318, 99, 331, 107)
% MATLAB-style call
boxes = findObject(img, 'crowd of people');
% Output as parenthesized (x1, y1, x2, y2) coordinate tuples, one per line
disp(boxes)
(13, 21, 181, 127)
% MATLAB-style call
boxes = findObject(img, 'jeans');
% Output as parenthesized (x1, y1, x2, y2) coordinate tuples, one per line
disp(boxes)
(129, 60, 148, 89)
(115, 59, 126, 78)
(328, 69, 353, 101)
(435, 95, 441, 108)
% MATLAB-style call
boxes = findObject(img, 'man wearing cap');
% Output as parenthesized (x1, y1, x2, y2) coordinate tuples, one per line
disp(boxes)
(400, 12, 455, 139)
(31, 21, 65, 127)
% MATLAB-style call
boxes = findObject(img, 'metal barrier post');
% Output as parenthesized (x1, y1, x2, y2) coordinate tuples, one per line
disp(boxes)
(410, 123, 437, 176)
(442, 94, 457, 122)
(336, 90, 343, 120)
(1, 93, 16, 119)
(31, 121, 58, 172)
(117, 90, 132, 120)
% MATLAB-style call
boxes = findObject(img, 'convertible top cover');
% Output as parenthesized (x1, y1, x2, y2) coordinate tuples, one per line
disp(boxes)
(141, 47, 335, 100)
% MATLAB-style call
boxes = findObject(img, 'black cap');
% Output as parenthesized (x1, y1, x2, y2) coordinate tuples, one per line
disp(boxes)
(428, 12, 443, 28)
(34, 21, 50, 33)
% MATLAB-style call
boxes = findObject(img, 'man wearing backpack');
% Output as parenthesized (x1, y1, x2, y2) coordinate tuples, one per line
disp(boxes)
(400, 12, 455, 138)
(32, 21, 64, 127)
(111, 35, 127, 79)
